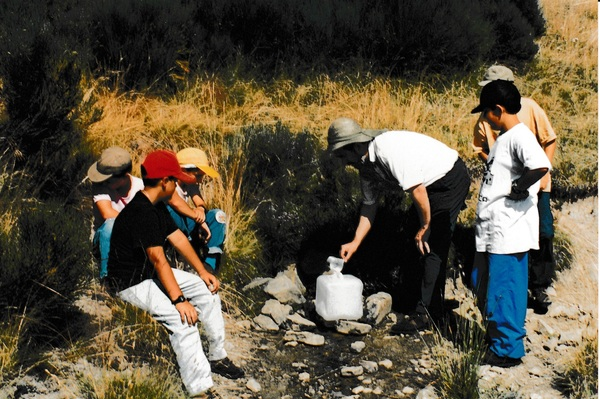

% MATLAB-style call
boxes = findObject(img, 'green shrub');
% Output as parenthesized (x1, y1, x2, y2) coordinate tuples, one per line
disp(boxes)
(554, 336, 598, 398)
(433, 317, 487, 399)
(0, 201, 92, 345)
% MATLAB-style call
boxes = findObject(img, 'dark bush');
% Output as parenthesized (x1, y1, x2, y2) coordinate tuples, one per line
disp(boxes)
(0, 201, 92, 345)
(239, 123, 360, 274)
(86, 0, 200, 91)
(0, 19, 95, 201)
(0, 0, 546, 91)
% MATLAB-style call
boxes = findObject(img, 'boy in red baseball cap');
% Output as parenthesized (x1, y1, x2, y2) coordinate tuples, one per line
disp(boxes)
(107, 150, 243, 398)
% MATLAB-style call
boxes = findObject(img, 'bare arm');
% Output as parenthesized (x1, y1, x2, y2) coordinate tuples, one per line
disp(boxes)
(408, 184, 431, 255)
(340, 203, 376, 262)
(539, 139, 556, 191)
(168, 230, 219, 293)
(168, 191, 205, 223)
(96, 200, 120, 220)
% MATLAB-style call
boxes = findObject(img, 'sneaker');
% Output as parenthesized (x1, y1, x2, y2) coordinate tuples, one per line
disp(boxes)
(390, 313, 430, 335)
(210, 357, 245, 379)
(482, 350, 522, 368)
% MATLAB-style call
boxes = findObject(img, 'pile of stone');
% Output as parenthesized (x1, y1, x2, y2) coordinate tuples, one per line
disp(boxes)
(243, 264, 393, 341)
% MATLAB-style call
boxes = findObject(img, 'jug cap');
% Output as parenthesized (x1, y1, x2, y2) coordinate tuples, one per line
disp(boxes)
(326, 256, 344, 273)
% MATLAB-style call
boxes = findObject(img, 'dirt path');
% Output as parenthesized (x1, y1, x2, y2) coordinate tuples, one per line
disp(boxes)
(219, 197, 598, 398)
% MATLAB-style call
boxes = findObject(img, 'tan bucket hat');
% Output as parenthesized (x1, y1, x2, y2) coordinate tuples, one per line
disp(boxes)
(87, 146, 132, 183)
(327, 117, 386, 152)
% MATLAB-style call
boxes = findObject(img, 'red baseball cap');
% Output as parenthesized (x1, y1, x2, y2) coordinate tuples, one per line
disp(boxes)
(141, 150, 196, 184)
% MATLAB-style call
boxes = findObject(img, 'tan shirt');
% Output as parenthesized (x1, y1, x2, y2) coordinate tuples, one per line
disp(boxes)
(473, 97, 557, 192)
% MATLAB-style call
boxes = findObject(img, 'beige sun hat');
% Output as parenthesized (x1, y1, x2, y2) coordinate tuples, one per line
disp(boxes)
(327, 117, 386, 152)
(176, 147, 220, 178)
(87, 146, 132, 183)
(479, 65, 515, 86)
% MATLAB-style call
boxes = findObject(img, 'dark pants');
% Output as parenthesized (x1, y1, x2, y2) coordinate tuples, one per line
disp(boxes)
(529, 191, 555, 290)
(400, 158, 470, 319)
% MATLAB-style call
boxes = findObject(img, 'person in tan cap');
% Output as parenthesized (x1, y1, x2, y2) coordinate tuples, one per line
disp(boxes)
(473, 65, 557, 314)
(88, 146, 144, 279)
(106, 150, 244, 398)
(167, 147, 226, 273)
(327, 117, 470, 334)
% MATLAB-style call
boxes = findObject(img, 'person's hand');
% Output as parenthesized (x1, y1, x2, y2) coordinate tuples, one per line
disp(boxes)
(199, 222, 212, 244)
(201, 271, 220, 294)
(175, 300, 198, 326)
(508, 181, 529, 201)
(415, 225, 431, 256)
(340, 241, 360, 262)
(192, 208, 206, 224)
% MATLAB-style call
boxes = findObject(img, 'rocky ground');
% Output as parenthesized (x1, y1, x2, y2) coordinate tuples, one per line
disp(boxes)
(2, 197, 597, 399)
(214, 196, 598, 399)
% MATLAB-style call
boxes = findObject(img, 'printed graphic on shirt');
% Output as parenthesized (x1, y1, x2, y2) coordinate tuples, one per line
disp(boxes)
(479, 158, 494, 203)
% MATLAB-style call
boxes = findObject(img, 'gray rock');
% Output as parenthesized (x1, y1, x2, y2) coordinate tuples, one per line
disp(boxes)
(253, 314, 280, 332)
(261, 299, 292, 325)
(359, 360, 378, 373)
(264, 273, 306, 304)
(284, 331, 325, 346)
(246, 378, 261, 393)
(416, 385, 438, 399)
(242, 277, 272, 291)
(336, 320, 372, 335)
(287, 312, 317, 330)
(350, 341, 366, 353)
(341, 366, 364, 377)
(364, 292, 392, 325)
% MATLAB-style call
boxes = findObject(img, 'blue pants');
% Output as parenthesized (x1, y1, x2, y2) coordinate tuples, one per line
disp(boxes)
(92, 218, 115, 279)
(472, 252, 528, 359)
(166, 207, 226, 271)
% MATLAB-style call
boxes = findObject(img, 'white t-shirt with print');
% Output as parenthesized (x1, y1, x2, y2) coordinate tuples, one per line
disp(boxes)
(475, 123, 552, 254)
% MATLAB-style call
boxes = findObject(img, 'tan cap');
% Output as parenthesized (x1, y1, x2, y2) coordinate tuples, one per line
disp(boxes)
(479, 65, 515, 86)
(87, 146, 132, 183)
(176, 148, 220, 178)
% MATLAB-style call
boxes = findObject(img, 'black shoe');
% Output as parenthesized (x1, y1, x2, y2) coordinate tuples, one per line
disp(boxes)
(210, 357, 245, 379)
(529, 288, 551, 315)
(390, 313, 430, 335)
(482, 350, 522, 368)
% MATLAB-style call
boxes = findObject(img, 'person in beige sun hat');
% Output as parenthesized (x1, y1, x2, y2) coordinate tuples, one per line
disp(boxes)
(167, 147, 227, 273)
(88, 146, 144, 279)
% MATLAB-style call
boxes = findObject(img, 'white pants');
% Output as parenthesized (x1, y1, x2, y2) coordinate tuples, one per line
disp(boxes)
(118, 268, 227, 395)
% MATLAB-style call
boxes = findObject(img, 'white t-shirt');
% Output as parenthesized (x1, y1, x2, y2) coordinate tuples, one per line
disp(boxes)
(475, 123, 552, 254)
(92, 175, 144, 230)
(361, 131, 458, 205)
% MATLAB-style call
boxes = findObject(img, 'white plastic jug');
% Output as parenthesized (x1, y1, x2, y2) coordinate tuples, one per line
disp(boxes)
(315, 256, 364, 321)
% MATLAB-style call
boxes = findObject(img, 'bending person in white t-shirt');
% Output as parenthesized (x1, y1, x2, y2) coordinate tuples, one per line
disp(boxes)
(327, 118, 470, 335)
(88, 146, 144, 279)
(167, 148, 226, 274)
(471, 80, 551, 368)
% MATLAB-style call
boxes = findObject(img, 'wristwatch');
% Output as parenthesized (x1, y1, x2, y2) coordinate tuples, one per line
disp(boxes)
(171, 295, 187, 305)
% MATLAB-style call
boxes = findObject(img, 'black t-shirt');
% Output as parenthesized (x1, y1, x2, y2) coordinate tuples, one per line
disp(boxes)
(107, 191, 178, 290)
